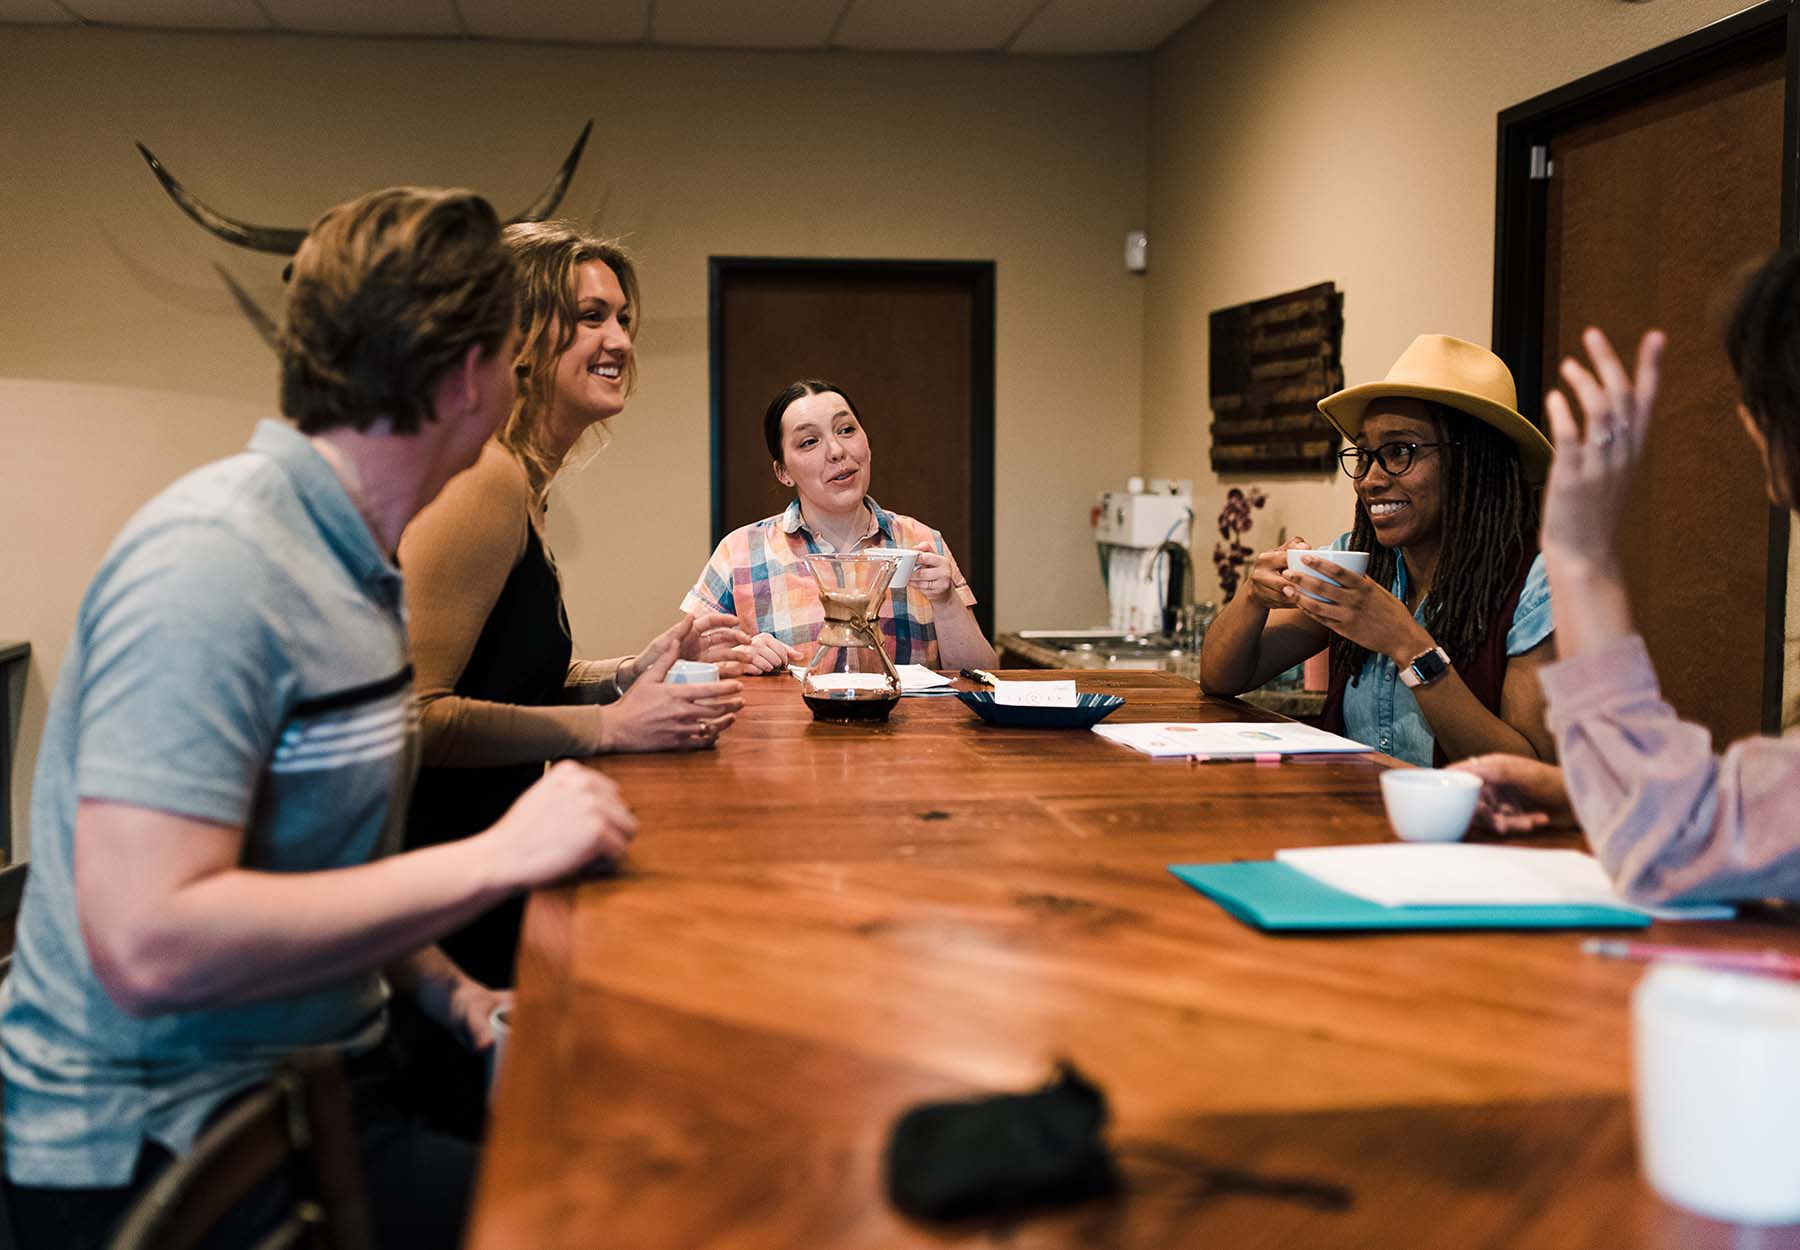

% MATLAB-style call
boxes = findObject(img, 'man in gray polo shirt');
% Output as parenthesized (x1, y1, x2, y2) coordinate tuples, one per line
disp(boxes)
(0, 187, 636, 1250)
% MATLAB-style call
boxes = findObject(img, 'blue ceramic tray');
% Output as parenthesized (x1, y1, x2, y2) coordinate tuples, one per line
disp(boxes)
(955, 691, 1125, 729)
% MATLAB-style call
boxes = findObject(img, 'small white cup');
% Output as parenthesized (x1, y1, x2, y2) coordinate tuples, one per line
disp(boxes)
(667, 659, 720, 685)
(1379, 768, 1480, 842)
(1634, 963, 1800, 1224)
(487, 1004, 512, 1101)
(1286, 548, 1371, 601)
(866, 547, 920, 588)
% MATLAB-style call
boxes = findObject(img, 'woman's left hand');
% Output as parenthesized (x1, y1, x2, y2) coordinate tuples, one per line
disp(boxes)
(1542, 326, 1665, 562)
(681, 612, 754, 674)
(910, 543, 965, 605)
(1282, 555, 1432, 664)
(622, 614, 753, 687)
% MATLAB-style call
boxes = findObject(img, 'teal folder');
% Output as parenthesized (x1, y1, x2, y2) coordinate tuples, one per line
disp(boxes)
(1168, 860, 1652, 933)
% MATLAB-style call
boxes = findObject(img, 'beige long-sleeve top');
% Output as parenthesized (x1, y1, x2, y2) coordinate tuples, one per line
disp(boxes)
(1541, 633, 1800, 905)
(399, 442, 626, 768)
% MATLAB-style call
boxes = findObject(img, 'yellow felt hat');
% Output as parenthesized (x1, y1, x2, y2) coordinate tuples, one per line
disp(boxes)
(1317, 334, 1554, 483)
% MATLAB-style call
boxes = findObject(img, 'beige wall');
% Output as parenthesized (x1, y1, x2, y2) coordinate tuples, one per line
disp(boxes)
(1142, 0, 1751, 598)
(0, 29, 1149, 851)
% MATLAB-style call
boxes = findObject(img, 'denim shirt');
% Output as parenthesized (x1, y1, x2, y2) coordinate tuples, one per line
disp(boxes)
(1330, 533, 1553, 766)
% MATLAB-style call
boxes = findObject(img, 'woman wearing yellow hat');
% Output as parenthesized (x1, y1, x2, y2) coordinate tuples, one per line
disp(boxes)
(1200, 334, 1556, 766)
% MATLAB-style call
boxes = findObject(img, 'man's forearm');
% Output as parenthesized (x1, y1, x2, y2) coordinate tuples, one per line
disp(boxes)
(88, 827, 514, 1017)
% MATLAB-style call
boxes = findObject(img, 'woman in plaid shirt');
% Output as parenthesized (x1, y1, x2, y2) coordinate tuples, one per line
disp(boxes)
(684, 379, 998, 673)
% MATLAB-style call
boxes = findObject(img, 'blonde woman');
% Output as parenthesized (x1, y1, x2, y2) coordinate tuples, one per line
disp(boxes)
(399, 223, 746, 989)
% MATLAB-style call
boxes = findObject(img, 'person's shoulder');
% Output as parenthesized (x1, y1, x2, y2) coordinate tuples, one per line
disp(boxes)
(403, 441, 530, 560)
(884, 510, 948, 548)
(1515, 550, 1552, 610)
(1325, 531, 1356, 552)
(716, 512, 787, 549)
(439, 442, 532, 515)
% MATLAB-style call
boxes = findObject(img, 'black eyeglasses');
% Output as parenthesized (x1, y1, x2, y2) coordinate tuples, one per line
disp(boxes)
(1337, 441, 1455, 480)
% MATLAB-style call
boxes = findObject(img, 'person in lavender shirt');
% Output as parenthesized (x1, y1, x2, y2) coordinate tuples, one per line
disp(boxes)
(1456, 250, 1800, 903)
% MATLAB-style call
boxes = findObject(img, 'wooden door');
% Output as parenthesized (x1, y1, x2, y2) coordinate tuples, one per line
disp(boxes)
(1538, 49, 1785, 745)
(710, 260, 995, 635)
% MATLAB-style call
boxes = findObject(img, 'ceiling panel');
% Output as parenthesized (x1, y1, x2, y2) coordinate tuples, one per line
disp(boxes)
(0, 0, 77, 22)
(653, 0, 843, 50)
(1010, 0, 1211, 53)
(60, 0, 270, 28)
(832, 0, 1040, 52)
(13, 0, 1206, 52)
(261, 0, 461, 36)
(461, 0, 648, 44)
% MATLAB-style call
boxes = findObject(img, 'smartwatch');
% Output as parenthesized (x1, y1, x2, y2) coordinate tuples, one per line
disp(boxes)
(1398, 645, 1451, 689)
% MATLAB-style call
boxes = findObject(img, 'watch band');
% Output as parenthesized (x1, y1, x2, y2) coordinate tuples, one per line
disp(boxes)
(1398, 645, 1451, 689)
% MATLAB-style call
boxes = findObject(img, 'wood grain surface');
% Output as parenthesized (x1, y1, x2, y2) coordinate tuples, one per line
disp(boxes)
(467, 671, 1800, 1249)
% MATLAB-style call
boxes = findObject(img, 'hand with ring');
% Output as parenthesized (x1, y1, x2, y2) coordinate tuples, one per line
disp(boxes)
(1542, 325, 1665, 564)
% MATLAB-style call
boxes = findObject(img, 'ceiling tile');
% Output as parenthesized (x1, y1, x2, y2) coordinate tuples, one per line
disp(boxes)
(0, 0, 77, 22)
(261, 0, 460, 35)
(1010, 0, 1214, 53)
(652, 0, 842, 50)
(461, 0, 647, 43)
(832, 0, 1039, 53)
(59, 0, 270, 28)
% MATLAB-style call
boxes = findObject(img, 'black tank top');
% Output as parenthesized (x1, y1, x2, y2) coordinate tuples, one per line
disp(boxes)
(404, 523, 571, 987)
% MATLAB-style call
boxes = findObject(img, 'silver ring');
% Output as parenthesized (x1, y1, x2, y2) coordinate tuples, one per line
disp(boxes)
(1594, 427, 1620, 448)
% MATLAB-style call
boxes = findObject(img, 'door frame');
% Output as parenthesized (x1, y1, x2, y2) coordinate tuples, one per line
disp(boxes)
(1491, 0, 1800, 732)
(707, 256, 998, 635)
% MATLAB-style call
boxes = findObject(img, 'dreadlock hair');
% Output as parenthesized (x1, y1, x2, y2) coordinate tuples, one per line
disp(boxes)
(1329, 402, 1539, 685)
(1725, 248, 1800, 508)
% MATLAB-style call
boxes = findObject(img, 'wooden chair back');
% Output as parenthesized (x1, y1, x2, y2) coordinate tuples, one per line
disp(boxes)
(106, 1050, 374, 1250)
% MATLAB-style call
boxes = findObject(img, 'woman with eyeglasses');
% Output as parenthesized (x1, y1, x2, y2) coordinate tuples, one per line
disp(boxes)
(1200, 335, 1556, 766)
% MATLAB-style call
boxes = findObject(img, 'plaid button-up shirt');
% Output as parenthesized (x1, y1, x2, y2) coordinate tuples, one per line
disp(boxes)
(682, 497, 977, 668)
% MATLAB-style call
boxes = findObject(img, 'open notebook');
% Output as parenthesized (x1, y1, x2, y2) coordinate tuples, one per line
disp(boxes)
(1095, 721, 1371, 759)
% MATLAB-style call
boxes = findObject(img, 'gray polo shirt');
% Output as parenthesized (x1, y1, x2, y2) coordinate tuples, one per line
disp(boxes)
(1, 419, 418, 1187)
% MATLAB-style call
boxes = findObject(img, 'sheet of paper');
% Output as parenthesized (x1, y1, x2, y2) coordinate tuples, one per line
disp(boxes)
(895, 663, 954, 692)
(991, 679, 1078, 707)
(1274, 844, 1733, 920)
(1092, 721, 1373, 758)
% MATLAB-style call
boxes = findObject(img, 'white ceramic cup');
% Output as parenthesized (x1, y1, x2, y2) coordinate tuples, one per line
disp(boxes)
(487, 1004, 512, 1101)
(1634, 962, 1800, 1224)
(865, 547, 920, 588)
(1286, 548, 1371, 602)
(1378, 768, 1480, 842)
(667, 659, 720, 685)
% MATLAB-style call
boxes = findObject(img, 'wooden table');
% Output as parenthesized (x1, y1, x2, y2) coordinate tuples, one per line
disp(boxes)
(468, 671, 1800, 1250)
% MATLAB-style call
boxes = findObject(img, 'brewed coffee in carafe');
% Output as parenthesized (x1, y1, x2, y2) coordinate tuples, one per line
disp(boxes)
(801, 553, 901, 722)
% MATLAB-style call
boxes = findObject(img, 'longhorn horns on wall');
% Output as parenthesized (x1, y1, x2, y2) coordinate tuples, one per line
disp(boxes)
(136, 120, 595, 255)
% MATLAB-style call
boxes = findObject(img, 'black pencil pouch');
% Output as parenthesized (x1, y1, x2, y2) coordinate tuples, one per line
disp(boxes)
(884, 1062, 1121, 1221)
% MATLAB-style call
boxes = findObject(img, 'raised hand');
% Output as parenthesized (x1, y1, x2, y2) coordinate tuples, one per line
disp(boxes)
(1542, 327, 1665, 561)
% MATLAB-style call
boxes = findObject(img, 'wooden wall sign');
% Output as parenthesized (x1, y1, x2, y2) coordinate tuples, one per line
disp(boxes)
(1208, 281, 1344, 473)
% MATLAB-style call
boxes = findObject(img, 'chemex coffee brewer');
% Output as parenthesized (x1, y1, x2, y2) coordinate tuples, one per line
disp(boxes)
(800, 553, 901, 722)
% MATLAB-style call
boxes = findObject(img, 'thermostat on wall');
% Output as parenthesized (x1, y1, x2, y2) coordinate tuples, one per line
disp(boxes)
(1125, 230, 1147, 273)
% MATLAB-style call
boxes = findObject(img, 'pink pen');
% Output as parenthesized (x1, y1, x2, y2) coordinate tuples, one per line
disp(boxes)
(1582, 939, 1800, 979)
